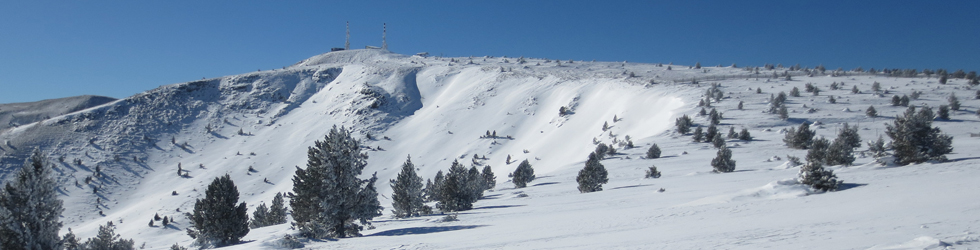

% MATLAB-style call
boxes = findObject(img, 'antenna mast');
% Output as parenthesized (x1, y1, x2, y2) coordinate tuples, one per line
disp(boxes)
(345, 21, 350, 50)
(382, 23, 387, 51)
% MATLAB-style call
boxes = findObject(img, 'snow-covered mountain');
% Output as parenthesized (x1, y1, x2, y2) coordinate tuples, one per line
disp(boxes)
(2, 49, 979, 249)
(0, 95, 115, 132)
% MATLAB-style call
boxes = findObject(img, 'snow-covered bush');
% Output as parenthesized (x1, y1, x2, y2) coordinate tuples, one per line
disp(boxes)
(577, 153, 609, 193)
(512, 160, 536, 188)
(187, 174, 249, 247)
(675, 115, 693, 134)
(885, 106, 954, 165)
(645, 165, 661, 178)
(646, 144, 661, 159)
(390, 156, 425, 218)
(798, 161, 840, 192)
(711, 145, 736, 173)
(866, 105, 877, 117)
(783, 122, 815, 149)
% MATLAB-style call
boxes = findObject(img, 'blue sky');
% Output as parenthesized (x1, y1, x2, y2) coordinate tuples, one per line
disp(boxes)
(1, 0, 977, 103)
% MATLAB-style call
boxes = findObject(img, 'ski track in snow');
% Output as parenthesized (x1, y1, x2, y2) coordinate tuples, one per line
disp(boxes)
(1, 50, 979, 249)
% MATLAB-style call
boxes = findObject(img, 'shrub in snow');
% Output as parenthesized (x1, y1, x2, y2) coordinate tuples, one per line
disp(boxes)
(390, 156, 425, 218)
(577, 153, 609, 193)
(805, 137, 830, 164)
(0, 149, 64, 250)
(675, 115, 693, 134)
(825, 137, 855, 166)
(866, 105, 877, 117)
(481, 166, 496, 190)
(692, 127, 704, 142)
(948, 93, 960, 111)
(711, 134, 726, 149)
(790, 87, 801, 97)
(727, 127, 738, 139)
(711, 145, 736, 173)
(594, 143, 610, 159)
(738, 128, 752, 141)
(290, 126, 381, 238)
(872, 81, 881, 92)
(708, 108, 722, 126)
(886, 106, 954, 165)
(645, 165, 662, 178)
(187, 174, 249, 247)
(891, 95, 901, 106)
(769, 92, 787, 113)
(467, 166, 487, 200)
(512, 160, 536, 188)
(900, 95, 910, 107)
(81, 222, 135, 250)
(798, 161, 840, 192)
(737, 101, 743, 110)
(937, 105, 950, 120)
(828, 95, 836, 104)
(646, 144, 661, 159)
(836, 123, 861, 148)
(778, 105, 789, 120)
(437, 160, 478, 212)
(705, 125, 718, 143)
(783, 122, 815, 149)
(276, 235, 304, 249)
(910, 91, 921, 100)
(786, 155, 802, 167)
(424, 171, 445, 202)
(851, 85, 859, 94)
(171, 243, 189, 250)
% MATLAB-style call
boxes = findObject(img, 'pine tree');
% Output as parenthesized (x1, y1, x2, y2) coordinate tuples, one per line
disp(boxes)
(467, 166, 485, 200)
(187, 174, 249, 247)
(646, 144, 661, 159)
(805, 137, 830, 164)
(81, 222, 135, 250)
(783, 122, 815, 149)
(825, 136, 855, 166)
(837, 123, 861, 148)
(250, 203, 270, 229)
(63, 229, 80, 250)
(645, 165, 661, 178)
(437, 160, 477, 212)
(390, 156, 425, 218)
(692, 126, 704, 142)
(900, 95, 910, 107)
(711, 134, 725, 148)
(851, 85, 859, 94)
(886, 107, 954, 165)
(594, 143, 609, 159)
(737, 101, 743, 110)
(790, 87, 800, 97)
(577, 153, 609, 193)
(872, 81, 881, 92)
(778, 104, 789, 120)
(891, 95, 901, 106)
(738, 128, 752, 141)
(430, 171, 445, 202)
(711, 145, 736, 173)
(798, 161, 840, 192)
(938, 105, 950, 120)
(867, 136, 888, 159)
(705, 125, 718, 143)
(0, 148, 64, 250)
(866, 105, 877, 117)
(481, 166, 496, 190)
(268, 193, 287, 226)
(948, 93, 960, 111)
(727, 127, 737, 139)
(512, 160, 536, 188)
(290, 126, 380, 238)
(675, 115, 693, 134)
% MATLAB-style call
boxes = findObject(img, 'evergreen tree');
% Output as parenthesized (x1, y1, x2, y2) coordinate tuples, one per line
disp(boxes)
(187, 174, 249, 247)
(0, 148, 64, 250)
(692, 127, 704, 142)
(512, 160, 536, 188)
(727, 127, 737, 139)
(867, 136, 888, 159)
(466, 166, 486, 200)
(646, 144, 661, 159)
(80, 222, 135, 250)
(783, 123, 815, 149)
(437, 160, 477, 212)
(481, 166, 496, 190)
(63, 229, 80, 250)
(430, 171, 445, 202)
(390, 156, 424, 218)
(900, 95, 910, 107)
(711, 145, 736, 173)
(866, 105, 877, 117)
(885, 107, 954, 165)
(645, 165, 661, 178)
(705, 125, 718, 143)
(250, 203, 269, 228)
(738, 128, 752, 141)
(711, 134, 726, 148)
(872, 81, 881, 92)
(268, 193, 287, 226)
(737, 101, 743, 110)
(825, 137, 855, 166)
(790, 87, 800, 97)
(851, 85, 859, 94)
(576, 153, 609, 193)
(778, 104, 789, 120)
(594, 143, 610, 159)
(837, 123, 861, 148)
(708, 108, 722, 126)
(798, 161, 840, 192)
(891, 95, 901, 106)
(938, 105, 950, 120)
(805, 137, 830, 164)
(948, 93, 960, 111)
(290, 126, 380, 238)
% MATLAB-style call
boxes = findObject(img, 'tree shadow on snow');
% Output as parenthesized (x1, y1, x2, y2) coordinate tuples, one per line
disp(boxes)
(368, 225, 485, 237)
(472, 205, 525, 210)
(949, 156, 980, 162)
(837, 183, 867, 191)
(611, 184, 655, 190)
(531, 182, 559, 187)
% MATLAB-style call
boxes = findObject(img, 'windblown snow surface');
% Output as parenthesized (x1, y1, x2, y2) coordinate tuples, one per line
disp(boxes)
(2, 49, 980, 249)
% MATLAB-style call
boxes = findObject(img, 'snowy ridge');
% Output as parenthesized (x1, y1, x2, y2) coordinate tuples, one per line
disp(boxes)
(2, 50, 980, 249)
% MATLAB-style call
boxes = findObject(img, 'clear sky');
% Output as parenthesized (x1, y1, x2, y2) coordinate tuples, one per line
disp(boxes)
(1, 0, 977, 103)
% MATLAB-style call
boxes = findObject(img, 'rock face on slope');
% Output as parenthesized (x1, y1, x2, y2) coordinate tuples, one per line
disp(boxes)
(0, 95, 116, 132)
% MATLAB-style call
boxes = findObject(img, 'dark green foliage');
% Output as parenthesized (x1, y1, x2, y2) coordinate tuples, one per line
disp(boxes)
(783, 123, 815, 149)
(708, 108, 722, 126)
(290, 126, 380, 239)
(885, 107, 954, 165)
(798, 162, 840, 192)
(645, 165, 661, 178)
(727, 127, 737, 139)
(0, 149, 64, 250)
(187, 174, 249, 247)
(790, 87, 800, 97)
(467, 166, 486, 200)
(938, 105, 950, 120)
(675, 115, 693, 134)
(867, 136, 888, 159)
(705, 125, 718, 143)
(900, 95, 910, 107)
(711, 145, 736, 173)
(837, 123, 861, 148)
(692, 127, 704, 142)
(268, 193, 286, 226)
(825, 137, 855, 166)
(391, 156, 425, 218)
(738, 128, 752, 141)
(769, 92, 787, 113)
(250, 203, 269, 229)
(481, 166, 496, 190)
(805, 138, 830, 164)
(577, 153, 609, 193)
(512, 160, 536, 188)
(891, 95, 901, 106)
(948, 93, 960, 111)
(594, 143, 610, 159)
(866, 105, 877, 117)
(851, 85, 859, 94)
(737, 101, 743, 110)
(646, 144, 661, 159)
(778, 105, 789, 120)
(711, 134, 726, 148)
(437, 161, 477, 212)
(81, 222, 135, 250)
(872, 81, 881, 92)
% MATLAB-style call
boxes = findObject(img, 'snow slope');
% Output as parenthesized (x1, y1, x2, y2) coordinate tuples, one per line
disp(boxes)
(2, 49, 980, 249)
(0, 95, 115, 132)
